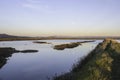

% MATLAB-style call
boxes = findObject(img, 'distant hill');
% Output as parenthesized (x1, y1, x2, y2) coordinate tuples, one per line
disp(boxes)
(0, 34, 29, 38)
(0, 34, 19, 38)
(0, 33, 120, 40)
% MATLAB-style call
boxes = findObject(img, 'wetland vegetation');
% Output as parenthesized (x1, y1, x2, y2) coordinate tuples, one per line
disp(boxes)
(54, 41, 95, 50)
(0, 47, 38, 68)
(33, 41, 51, 44)
(54, 39, 120, 80)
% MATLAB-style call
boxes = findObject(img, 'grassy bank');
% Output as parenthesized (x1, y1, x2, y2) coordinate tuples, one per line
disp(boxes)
(54, 39, 120, 80)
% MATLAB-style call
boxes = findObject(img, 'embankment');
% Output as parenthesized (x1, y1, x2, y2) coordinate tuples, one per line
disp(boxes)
(54, 39, 120, 80)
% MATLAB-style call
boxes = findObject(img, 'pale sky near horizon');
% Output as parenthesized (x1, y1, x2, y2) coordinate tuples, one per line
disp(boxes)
(0, 0, 120, 37)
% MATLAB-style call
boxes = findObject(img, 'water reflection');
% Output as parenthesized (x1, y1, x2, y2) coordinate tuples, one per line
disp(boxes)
(0, 48, 16, 69)
(0, 47, 38, 71)
(0, 40, 102, 80)
(0, 57, 7, 69)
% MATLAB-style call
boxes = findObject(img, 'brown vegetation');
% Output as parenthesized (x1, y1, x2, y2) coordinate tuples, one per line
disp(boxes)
(33, 41, 51, 44)
(54, 41, 94, 50)
(54, 39, 120, 80)
(0, 47, 38, 68)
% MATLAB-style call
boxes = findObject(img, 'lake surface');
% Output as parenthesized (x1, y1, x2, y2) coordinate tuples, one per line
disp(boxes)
(0, 40, 102, 80)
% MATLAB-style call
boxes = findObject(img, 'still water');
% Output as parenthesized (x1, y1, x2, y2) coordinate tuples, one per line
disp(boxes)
(0, 40, 102, 80)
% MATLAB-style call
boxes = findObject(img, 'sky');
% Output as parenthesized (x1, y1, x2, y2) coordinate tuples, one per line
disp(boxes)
(0, 0, 120, 37)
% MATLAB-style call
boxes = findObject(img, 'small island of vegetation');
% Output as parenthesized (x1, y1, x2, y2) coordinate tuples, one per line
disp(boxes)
(33, 41, 51, 44)
(54, 42, 81, 50)
(0, 47, 38, 68)
(0, 47, 18, 68)
(54, 41, 95, 50)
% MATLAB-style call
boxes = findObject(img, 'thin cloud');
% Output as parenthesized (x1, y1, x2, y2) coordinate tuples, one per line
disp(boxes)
(22, 0, 55, 13)
(23, 3, 48, 9)
(26, 0, 41, 3)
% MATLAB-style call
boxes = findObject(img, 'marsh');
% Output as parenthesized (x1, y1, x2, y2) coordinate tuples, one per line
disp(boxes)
(0, 40, 101, 80)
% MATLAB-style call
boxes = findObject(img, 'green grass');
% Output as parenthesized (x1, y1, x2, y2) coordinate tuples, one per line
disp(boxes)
(54, 39, 120, 80)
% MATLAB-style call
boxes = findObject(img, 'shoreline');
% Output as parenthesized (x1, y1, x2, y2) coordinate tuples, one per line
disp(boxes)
(0, 37, 120, 41)
(54, 39, 120, 80)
